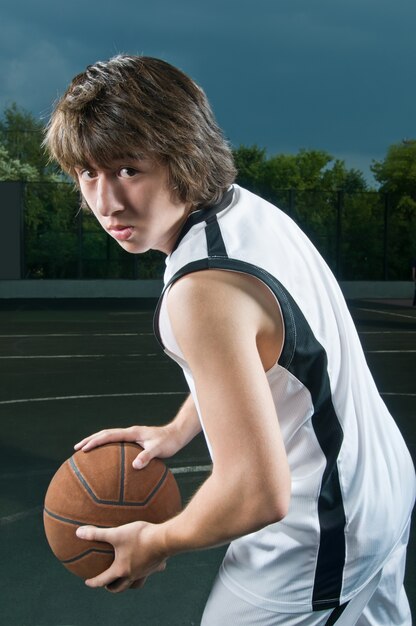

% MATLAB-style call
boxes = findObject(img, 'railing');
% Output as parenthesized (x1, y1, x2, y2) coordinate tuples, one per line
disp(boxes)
(13, 182, 415, 281)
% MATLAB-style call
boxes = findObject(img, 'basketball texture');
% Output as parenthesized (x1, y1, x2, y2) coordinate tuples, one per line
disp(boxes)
(43, 442, 182, 579)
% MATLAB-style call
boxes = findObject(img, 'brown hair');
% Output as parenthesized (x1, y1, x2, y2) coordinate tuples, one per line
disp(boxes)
(44, 55, 236, 207)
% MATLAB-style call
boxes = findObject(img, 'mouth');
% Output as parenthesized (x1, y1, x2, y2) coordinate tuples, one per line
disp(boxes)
(107, 225, 134, 241)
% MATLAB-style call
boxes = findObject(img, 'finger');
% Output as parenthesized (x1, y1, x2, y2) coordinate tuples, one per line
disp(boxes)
(105, 577, 135, 593)
(75, 428, 136, 452)
(74, 429, 119, 450)
(132, 448, 154, 469)
(74, 431, 103, 450)
(130, 577, 148, 590)
(74, 430, 118, 451)
(76, 525, 109, 543)
(76, 526, 123, 589)
(84, 564, 122, 589)
(156, 561, 167, 573)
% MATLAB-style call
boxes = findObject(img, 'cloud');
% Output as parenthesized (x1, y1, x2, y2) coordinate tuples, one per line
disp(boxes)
(0, 0, 415, 177)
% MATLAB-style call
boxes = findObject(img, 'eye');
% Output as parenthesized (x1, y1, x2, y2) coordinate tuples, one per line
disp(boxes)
(119, 167, 139, 179)
(78, 168, 97, 181)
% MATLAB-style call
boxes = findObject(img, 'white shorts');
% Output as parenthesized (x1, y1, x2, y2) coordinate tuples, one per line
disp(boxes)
(201, 522, 412, 626)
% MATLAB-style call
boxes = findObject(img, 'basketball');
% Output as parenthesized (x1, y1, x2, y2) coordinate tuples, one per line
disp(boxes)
(43, 442, 182, 579)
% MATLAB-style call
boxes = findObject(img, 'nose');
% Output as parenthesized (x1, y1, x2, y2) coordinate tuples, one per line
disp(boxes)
(95, 176, 124, 217)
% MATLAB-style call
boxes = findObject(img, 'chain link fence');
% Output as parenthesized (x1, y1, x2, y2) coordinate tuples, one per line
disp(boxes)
(19, 182, 415, 281)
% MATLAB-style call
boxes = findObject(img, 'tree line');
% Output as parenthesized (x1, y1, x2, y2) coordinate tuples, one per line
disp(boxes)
(1, 104, 415, 280)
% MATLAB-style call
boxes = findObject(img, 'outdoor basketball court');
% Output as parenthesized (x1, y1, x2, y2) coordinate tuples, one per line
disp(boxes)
(0, 297, 415, 625)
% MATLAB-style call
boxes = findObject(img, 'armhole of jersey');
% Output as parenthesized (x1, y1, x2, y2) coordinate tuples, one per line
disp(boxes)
(153, 257, 296, 372)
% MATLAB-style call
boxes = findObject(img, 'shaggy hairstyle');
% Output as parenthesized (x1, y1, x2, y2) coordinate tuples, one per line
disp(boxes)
(44, 55, 236, 207)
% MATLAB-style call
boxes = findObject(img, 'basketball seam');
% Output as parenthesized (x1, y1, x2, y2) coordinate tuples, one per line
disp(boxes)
(119, 442, 125, 502)
(61, 548, 113, 564)
(69, 456, 170, 506)
(43, 506, 110, 528)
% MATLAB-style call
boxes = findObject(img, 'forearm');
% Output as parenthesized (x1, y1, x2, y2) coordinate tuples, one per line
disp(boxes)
(156, 453, 290, 558)
(167, 394, 202, 449)
(78, 453, 289, 591)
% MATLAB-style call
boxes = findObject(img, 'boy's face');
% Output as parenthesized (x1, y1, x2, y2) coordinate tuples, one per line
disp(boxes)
(75, 159, 191, 255)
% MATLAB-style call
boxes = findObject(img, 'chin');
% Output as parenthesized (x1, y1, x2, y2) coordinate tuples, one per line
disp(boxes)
(118, 241, 150, 255)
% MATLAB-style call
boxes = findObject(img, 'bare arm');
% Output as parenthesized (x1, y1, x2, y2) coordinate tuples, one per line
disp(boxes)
(160, 270, 291, 550)
(78, 270, 291, 591)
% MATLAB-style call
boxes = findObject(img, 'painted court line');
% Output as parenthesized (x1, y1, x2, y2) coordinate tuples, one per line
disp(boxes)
(0, 465, 212, 481)
(0, 505, 43, 526)
(4, 390, 412, 407)
(359, 330, 416, 335)
(109, 311, 152, 316)
(171, 465, 212, 475)
(0, 466, 211, 526)
(366, 350, 416, 354)
(355, 307, 416, 321)
(1, 349, 415, 359)
(0, 391, 187, 405)
(381, 392, 416, 397)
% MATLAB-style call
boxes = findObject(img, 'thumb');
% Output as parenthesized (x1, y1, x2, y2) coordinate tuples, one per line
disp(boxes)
(76, 525, 108, 543)
(132, 449, 153, 470)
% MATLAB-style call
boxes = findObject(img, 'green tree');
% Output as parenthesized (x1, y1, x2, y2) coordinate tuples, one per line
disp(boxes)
(0, 104, 84, 277)
(233, 145, 371, 276)
(372, 139, 416, 198)
(371, 140, 416, 279)
(0, 103, 57, 179)
(232, 145, 268, 196)
(0, 142, 39, 181)
(233, 146, 368, 195)
(0, 103, 163, 279)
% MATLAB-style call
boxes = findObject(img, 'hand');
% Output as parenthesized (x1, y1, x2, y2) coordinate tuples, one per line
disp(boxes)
(74, 424, 184, 469)
(76, 521, 167, 592)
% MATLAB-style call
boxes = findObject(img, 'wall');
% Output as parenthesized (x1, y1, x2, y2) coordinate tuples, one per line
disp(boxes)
(0, 279, 413, 301)
(0, 181, 24, 279)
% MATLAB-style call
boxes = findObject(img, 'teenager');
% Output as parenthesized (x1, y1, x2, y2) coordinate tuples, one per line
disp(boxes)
(45, 55, 415, 625)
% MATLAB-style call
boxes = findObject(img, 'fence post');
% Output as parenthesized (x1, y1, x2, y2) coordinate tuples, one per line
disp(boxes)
(383, 192, 390, 281)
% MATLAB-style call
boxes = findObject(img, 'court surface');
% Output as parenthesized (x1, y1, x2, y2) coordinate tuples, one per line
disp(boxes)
(0, 297, 414, 626)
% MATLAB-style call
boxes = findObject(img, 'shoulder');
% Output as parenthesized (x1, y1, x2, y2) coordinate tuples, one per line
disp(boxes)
(166, 269, 284, 369)
(167, 269, 276, 327)
(166, 270, 255, 338)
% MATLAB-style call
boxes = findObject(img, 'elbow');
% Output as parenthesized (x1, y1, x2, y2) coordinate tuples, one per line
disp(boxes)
(255, 478, 291, 527)
(266, 466, 292, 524)
(266, 491, 291, 525)
(253, 498, 289, 530)
(277, 495, 290, 521)
(266, 468, 292, 523)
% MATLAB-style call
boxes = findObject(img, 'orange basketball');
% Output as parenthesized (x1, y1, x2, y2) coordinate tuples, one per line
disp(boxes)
(43, 442, 181, 579)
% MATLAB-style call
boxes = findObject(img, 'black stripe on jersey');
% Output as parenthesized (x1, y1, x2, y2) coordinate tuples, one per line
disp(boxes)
(171, 187, 235, 253)
(205, 215, 228, 257)
(324, 601, 349, 624)
(153, 257, 347, 610)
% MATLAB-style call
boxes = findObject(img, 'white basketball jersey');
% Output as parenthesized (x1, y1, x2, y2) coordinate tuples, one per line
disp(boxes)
(154, 185, 415, 613)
